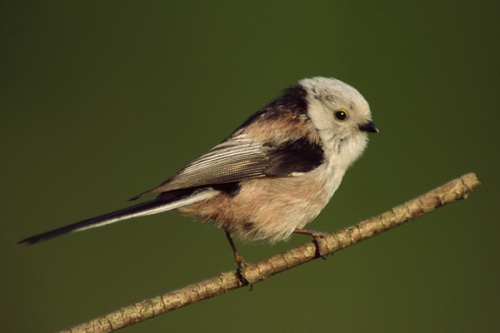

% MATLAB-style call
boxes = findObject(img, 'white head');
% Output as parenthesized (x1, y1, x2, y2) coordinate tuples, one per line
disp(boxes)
(300, 77, 377, 170)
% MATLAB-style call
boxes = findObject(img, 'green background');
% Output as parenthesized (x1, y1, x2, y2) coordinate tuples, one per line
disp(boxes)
(2, 1, 499, 332)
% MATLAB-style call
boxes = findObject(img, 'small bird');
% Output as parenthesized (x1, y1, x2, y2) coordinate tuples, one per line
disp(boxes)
(18, 77, 378, 283)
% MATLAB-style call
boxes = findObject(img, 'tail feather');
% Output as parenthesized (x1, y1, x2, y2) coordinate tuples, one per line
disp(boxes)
(17, 200, 171, 245)
(18, 188, 218, 246)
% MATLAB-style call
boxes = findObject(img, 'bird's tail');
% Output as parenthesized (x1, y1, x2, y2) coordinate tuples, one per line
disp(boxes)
(17, 190, 216, 245)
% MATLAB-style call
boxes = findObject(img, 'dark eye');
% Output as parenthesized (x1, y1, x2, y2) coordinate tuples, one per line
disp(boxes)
(334, 110, 348, 121)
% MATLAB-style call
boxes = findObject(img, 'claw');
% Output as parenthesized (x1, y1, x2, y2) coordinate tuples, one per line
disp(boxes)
(293, 229, 331, 259)
(234, 252, 251, 287)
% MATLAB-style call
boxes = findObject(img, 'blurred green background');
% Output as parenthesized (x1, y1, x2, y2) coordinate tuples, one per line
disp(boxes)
(2, 1, 499, 332)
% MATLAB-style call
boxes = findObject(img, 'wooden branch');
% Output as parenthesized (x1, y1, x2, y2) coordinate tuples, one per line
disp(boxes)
(59, 172, 481, 333)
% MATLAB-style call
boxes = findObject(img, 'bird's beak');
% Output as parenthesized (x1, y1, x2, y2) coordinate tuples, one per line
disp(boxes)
(359, 121, 379, 133)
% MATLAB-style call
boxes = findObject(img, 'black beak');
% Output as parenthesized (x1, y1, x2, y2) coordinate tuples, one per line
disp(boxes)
(359, 121, 379, 133)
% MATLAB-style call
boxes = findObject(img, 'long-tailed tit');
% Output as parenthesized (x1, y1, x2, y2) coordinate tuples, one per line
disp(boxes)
(18, 77, 378, 283)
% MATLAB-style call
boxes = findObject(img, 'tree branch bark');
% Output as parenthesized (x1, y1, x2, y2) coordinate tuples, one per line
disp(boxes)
(59, 172, 481, 333)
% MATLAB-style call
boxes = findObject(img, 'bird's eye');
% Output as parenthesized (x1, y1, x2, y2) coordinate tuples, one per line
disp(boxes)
(334, 110, 348, 121)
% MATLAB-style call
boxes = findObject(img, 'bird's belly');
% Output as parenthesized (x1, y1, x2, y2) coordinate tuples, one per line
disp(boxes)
(177, 166, 339, 244)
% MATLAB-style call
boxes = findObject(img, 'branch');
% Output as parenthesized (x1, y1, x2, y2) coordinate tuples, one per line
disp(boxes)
(59, 172, 481, 333)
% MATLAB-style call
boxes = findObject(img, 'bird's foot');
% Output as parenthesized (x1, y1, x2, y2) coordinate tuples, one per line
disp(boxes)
(293, 229, 331, 260)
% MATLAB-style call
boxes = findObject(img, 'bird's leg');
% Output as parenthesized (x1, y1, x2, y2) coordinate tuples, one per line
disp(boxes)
(293, 228, 331, 260)
(225, 230, 251, 287)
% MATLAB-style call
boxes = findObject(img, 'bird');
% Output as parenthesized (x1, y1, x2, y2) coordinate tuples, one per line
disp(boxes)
(18, 77, 378, 284)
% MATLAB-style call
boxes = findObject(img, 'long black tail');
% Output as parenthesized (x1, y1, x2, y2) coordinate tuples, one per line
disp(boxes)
(18, 200, 176, 245)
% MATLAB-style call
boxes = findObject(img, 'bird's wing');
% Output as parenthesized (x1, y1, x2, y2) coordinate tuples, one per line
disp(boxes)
(130, 136, 268, 200)
(130, 134, 324, 200)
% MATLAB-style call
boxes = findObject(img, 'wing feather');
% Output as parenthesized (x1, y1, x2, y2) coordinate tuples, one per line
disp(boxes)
(130, 102, 325, 201)
(130, 136, 269, 200)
